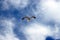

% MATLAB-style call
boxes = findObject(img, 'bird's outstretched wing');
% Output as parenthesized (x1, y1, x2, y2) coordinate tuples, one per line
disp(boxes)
(22, 16, 30, 21)
(31, 16, 36, 19)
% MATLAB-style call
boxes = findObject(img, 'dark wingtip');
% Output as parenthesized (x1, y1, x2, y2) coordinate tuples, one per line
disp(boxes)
(32, 16, 36, 19)
(22, 18, 24, 20)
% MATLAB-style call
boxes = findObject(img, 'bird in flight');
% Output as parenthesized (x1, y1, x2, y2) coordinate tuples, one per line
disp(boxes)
(22, 16, 36, 22)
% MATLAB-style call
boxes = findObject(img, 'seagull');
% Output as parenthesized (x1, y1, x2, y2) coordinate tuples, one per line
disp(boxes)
(22, 16, 36, 22)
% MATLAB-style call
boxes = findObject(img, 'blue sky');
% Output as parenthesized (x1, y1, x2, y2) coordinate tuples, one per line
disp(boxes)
(0, 0, 60, 40)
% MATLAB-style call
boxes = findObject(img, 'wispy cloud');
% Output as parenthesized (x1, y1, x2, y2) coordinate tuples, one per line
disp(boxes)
(2, 0, 29, 10)
(32, 0, 60, 39)
(0, 18, 20, 40)
(34, 0, 60, 24)
(22, 22, 53, 40)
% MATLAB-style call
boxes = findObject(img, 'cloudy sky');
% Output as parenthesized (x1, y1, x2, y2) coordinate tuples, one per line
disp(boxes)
(0, 0, 60, 40)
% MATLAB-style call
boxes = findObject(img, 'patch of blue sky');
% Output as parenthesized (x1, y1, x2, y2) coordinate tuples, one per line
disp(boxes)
(0, 0, 60, 40)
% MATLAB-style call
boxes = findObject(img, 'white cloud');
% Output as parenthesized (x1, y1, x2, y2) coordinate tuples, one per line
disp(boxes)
(0, 34, 19, 40)
(34, 0, 60, 24)
(2, 0, 29, 10)
(1, 0, 10, 10)
(32, 0, 60, 39)
(23, 22, 53, 40)
(0, 18, 20, 40)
